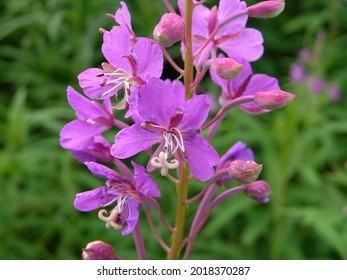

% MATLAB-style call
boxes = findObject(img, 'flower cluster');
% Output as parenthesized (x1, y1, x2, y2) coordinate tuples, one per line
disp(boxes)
(60, 0, 293, 260)
(289, 32, 341, 103)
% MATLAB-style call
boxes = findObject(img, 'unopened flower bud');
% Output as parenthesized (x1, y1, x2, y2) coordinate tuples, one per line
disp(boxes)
(153, 13, 185, 48)
(248, 1, 285, 18)
(228, 159, 262, 184)
(243, 180, 272, 203)
(207, 58, 243, 80)
(82, 240, 116, 260)
(254, 89, 295, 110)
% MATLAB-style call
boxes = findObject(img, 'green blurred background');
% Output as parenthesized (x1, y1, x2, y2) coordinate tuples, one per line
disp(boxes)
(1, 0, 347, 260)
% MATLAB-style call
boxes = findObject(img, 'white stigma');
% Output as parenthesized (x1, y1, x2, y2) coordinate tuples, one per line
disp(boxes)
(151, 151, 179, 176)
(97, 197, 127, 231)
(98, 209, 123, 230)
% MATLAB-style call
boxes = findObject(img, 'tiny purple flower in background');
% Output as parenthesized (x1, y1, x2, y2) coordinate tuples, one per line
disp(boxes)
(178, 0, 263, 68)
(289, 63, 307, 83)
(298, 47, 311, 62)
(310, 75, 325, 94)
(211, 56, 279, 114)
(329, 83, 341, 103)
(78, 27, 163, 113)
(111, 78, 219, 182)
(60, 86, 114, 152)
(74, 161, 160, 235)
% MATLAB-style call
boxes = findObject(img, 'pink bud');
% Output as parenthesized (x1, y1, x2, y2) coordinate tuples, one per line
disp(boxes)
(153, 13, 185, 48)
(248, 1, 285, 18)
(228, 159, 262, 184)
(243, 180, 272, 203)
(209, 58, 243, 80)
(254, 89, 295, 110)
(82, 240, 116, 260)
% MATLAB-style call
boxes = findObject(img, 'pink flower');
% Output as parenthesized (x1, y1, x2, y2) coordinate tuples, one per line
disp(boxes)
(111, 78, 219, 182)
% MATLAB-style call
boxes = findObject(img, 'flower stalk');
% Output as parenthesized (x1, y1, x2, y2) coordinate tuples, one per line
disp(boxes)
(167, 163, 190, 259)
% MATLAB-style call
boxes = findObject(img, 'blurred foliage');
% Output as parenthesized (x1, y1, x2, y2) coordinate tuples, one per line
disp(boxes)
(0, 0, 347, 260)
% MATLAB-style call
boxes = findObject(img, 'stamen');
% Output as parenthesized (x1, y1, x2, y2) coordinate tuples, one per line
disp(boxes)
(98, 209, 123, 230)
(170, 127, 186, 153)
(150, 151, 179, 176)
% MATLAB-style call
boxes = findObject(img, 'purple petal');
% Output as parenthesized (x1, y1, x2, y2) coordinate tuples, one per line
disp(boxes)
(78, 68, 122, 100)
(66, 86, 113, 123)
(121, 197, 139, 235)
(179, 95, 210, 131)
(191, 3, 210, 37)
(184, 134, 219, 181)
(60, 120, 104, 150)
(74, 186, 118, 212)
(219, 28, 264, 62)
(111, 124, 162, 159)
(217, 0, 248, 37)
(133, 39, 163, 79)
(85, 161, 118, 179)
(164, 79, 185, 107)
(70, 135, 112, 163)
(196, 41, 213, 70)
(132, 161, 160, 198)
(179, 0, 210, 38)
(219, 141, 254, 169)
(137, 78, 177, 127)
(115, 1, 133, 35)
(102, 28, 132, 71)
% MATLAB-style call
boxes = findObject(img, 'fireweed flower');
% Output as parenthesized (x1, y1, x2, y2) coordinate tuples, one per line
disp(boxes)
(210, 56, 279, 114)
(289, 63, 307, 83)
(74, 161, 160, 235)
(216, 141, 254, 185)
(178, 0, 263, 68)
(78, 27, 163, 113)
(111, 78, 219, 182)
(60, 86, 114, 152)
